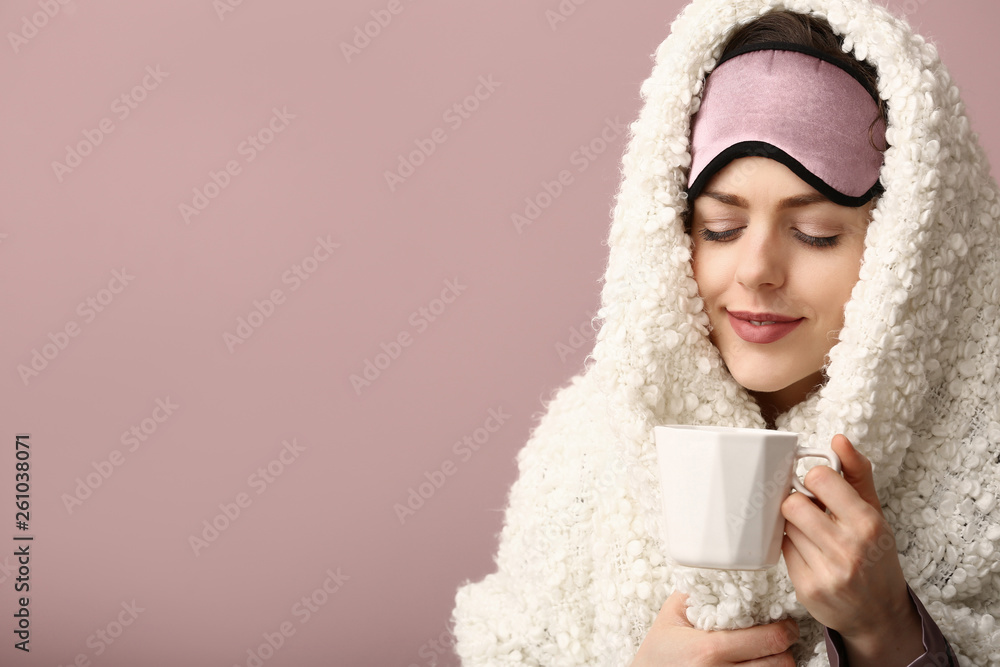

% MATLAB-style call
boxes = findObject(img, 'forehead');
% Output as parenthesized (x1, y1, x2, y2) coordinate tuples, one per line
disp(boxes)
(701, 157, 818, 197)
(691, 157, 876, 223)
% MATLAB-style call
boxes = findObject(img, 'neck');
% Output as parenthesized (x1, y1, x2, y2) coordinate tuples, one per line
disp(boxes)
(749, 371, 825, 429)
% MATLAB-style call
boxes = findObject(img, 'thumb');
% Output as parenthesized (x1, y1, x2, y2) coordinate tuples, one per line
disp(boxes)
(831, 434, 881, 510)
(660, 590, 694, 627)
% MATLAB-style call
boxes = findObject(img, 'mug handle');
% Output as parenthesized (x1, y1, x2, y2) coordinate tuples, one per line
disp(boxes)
(790, 448, 842, 499)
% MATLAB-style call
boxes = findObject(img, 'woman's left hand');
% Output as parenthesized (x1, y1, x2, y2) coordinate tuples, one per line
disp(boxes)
(780, 434, 919, 640)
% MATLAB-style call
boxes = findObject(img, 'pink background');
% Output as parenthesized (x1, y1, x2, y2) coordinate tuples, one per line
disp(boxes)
(0, 1, 996, 665)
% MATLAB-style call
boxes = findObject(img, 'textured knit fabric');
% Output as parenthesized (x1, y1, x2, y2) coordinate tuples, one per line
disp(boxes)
(450, 0, 1000, 665)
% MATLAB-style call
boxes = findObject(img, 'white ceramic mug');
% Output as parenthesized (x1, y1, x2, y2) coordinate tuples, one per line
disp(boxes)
(654, 425, 842, 570)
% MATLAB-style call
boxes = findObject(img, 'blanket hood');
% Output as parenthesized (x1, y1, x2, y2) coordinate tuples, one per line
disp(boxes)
(584, 0, 1000, 661)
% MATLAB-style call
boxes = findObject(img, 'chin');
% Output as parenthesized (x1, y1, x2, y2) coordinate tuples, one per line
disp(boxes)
(724, 361, 823, 396)
(728, 373, 791, 394)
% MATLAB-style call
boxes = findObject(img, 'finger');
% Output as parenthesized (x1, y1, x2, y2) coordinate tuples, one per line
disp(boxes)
(831, 434, 881, 511)
(798, 462, 869, 526)
(782, 517, 825, 564)
(735, 649, 796, 666)
(709, 618, 799, 663)
(780, 531, 812, 582)
(781, 489, 833, 546)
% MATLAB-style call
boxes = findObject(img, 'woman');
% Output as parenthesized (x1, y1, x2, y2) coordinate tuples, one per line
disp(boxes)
(451, 1, 1000, 665)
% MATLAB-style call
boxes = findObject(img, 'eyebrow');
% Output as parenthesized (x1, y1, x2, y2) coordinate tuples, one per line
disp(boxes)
(701, 191, 831, 210)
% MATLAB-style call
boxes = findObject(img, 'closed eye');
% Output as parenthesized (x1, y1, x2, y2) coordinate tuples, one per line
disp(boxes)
(696, 225, 841, 248)
(698, 228, 741, 242)
(793, 230, 840, 248)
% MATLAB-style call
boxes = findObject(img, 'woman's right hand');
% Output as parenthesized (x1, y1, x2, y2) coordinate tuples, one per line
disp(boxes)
(630, 590, 799, 666)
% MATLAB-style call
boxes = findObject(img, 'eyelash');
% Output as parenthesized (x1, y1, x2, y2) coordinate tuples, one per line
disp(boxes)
(697, 228, 840, 248)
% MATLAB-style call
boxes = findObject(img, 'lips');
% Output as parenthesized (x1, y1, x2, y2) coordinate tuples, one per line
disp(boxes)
(726, 310, 803, 344)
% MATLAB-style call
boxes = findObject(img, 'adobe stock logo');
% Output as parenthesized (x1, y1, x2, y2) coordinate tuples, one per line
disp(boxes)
(55, 600, 145, 666)
(188, 438, 306, 557)
(62, 397, 180, 514)
(394, 406, 510, 524)
(51, 65, 169, 183)
(406, 627, 455, 667)
(7, 0, 75, 55)
(545, 0, 590, 31)
(223, 236, 341, 353)
(213, 0, 249, 21)
(555, 317, 597, 362)
(232, 566, 349, 667)
(17, 268, 135, 386)
(350, 277, 466, 395)
(899, 0, 931, 16)
(179, 106, 296, 224)
(340, 0, 417, 64)
(384, 76, 501, 193)
(511, 116, 626, 233)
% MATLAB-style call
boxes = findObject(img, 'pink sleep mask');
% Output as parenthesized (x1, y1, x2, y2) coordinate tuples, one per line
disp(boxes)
(687, 42, 887, 207)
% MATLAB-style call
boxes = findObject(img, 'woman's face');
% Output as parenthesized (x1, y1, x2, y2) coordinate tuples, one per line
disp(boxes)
(690, 157, 873, 411)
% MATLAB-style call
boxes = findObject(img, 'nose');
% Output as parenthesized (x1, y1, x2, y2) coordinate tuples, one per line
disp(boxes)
(733, 225, 786, 291)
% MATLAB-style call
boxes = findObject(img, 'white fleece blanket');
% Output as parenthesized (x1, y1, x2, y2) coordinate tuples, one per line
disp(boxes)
(451, 0, 1000, 665)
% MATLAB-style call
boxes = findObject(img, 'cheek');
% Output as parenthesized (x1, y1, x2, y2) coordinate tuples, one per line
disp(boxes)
(691, 257, 708, 300)
(691, 249, 725, 302)
(809, 257, 862, 322)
